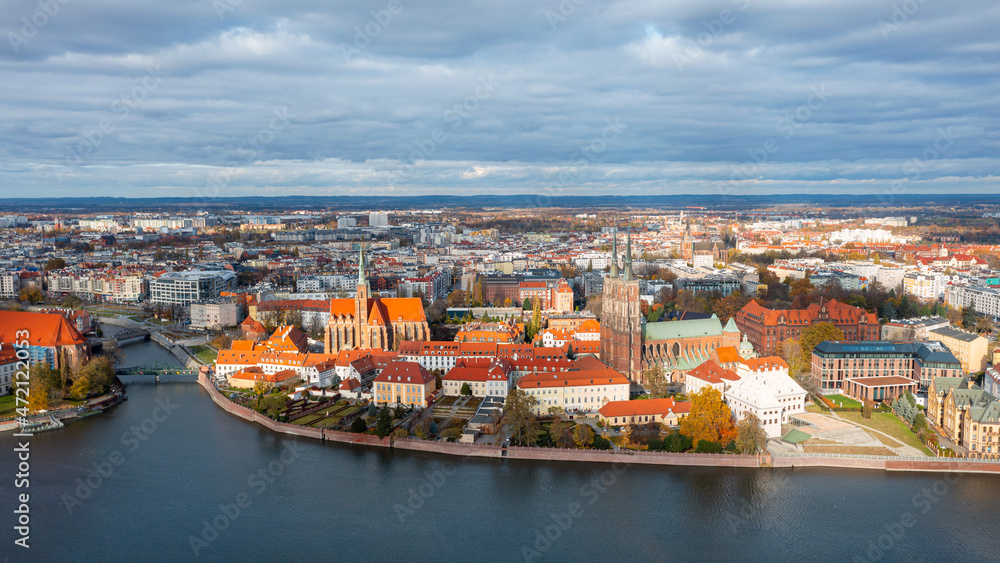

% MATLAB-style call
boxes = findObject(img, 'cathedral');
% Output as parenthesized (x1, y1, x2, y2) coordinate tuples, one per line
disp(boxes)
(323, 249, 430, 354)
(600, 228, 741, 386)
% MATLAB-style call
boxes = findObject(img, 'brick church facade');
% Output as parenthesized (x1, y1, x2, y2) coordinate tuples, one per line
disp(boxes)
(324, 250, 430, 354)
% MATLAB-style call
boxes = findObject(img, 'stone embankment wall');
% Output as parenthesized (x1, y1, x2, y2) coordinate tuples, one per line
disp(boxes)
(198, 374, 1000, 473)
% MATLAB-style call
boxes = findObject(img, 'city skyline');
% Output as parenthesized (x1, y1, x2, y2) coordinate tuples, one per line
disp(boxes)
(1, 0, 997, 197)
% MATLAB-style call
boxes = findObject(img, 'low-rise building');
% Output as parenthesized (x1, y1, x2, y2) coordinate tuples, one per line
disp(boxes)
(880, 317, 949, 342)
(190, 300, 239, 330)
(724, 357, 807, 438)
(516, 363, 630, 415)
(597, 397, 692, 427)
(228, 367, 300, 390)
(927, 377, 998, 452)
(0, 347, 18, 395)
(441, 359, 512, 398)
(373, 361, 437, 408)
(811, 340, 963, 392)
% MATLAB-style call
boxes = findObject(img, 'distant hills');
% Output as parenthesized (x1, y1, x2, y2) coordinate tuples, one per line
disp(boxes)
(0, 193, 996, 213)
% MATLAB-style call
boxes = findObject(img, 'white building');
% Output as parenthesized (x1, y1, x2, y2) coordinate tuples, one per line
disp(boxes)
(190, 301, 239, 330)
(516, 366, 630, 415)
(369, 212, 389, 227)
(0, 272, 20, 299)
(723, 358, 807, 438)
(150, 270, 237, 305)
(903, 272, 946, 302)
(337, 216, 357, 229)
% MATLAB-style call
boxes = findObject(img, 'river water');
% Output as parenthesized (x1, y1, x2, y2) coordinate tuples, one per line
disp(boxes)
(2, 341, 1000, 562)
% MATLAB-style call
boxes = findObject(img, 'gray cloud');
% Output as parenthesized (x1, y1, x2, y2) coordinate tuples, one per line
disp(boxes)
(0, 0, 997, 197)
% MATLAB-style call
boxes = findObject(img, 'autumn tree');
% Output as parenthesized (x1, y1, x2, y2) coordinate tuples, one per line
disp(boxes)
(502, 389, 540, 446)
(549, 419, 575, 448)
(679, 387, 736, 446)
(712, 291, 750, 324)
(777, 338, 808, 377)
(799, 322, 845, 365)
(735, 412, 767, 454)
(643, 363, 671, 398)
(573, 423, 595, 448)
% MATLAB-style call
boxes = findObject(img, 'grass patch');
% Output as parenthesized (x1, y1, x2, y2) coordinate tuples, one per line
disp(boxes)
(826, 394, 862, 408)
(190, 345, 218, 364)
(805, 404, 824, 414)
(0, 395, 18, 418)
(837, 411, 933, 455)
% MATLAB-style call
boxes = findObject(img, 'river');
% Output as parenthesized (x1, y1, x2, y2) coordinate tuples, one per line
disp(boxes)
(2, 342, 999, 562)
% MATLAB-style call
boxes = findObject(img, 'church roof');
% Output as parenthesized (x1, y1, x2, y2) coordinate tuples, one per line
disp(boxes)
(723, 317, 739, 333)
(0, 310, 86, 348)
(643, 317, 723, 341)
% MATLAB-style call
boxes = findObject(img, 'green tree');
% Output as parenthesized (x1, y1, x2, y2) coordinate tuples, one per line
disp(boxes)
(735, 412, 767, 454)
(549, 419, 575, 448)
(501, 389, 540, 446)
(374, 407, 393, 438)
(44, 257, 66, 271)
(460, 382, 472, 396)
(350, 416, 367, 433)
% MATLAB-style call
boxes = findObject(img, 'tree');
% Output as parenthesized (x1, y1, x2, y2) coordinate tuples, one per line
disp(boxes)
(799, 322, 845, 365)
(460, 382, 472, 396)
(68, 372, 92, 400)
(777, 338, 808, 377)
(19, 287, 44, 304)
(643, 363, 670, 398)
(28, 369, 50, 413)
(549, 419, 575, 448)
(350, 416, 367, 433)
(573, 424, 595, 448)
(679, 387, 736, 446)
(44, 258, 66, 271)
(447, 289, 468, 308)
(862, 398, 874, 420)
(583, 295, 603, 317)
(735, 412, 767, 454)
(61, 294, 83, 309)
(501, 389, 540, 446)
(374, 408, 393, 438)
(392, 427, 409, 440)
(712, 291, 750, 324)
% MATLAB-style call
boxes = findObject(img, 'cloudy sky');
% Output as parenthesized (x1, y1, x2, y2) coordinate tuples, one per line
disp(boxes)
(1, 0, 997, 198)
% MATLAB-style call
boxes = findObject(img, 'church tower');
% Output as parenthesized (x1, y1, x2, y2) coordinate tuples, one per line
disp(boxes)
(600, 223, 642, 381)
(355, 246, 371, 349)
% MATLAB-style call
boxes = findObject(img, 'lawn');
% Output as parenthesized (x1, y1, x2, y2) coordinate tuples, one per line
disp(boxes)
(837, 411, 934, 455)
(826, 394, 862, 408)
(0, 395, 19, 418)
(190, 345, 218, 364)
(805, 404, 825, 414)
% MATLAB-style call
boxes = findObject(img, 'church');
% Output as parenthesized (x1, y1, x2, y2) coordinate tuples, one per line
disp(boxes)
(323, 249, 430, 354)
(600, 229, 740, 386)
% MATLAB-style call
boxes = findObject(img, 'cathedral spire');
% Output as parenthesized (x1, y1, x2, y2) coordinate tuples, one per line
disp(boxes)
(358, 246, 368, 289)
(609, 224, 618, 278)
(623, 227, 633, 281)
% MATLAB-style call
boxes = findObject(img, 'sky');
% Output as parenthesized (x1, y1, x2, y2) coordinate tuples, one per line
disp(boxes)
(0, 0, 998, 199)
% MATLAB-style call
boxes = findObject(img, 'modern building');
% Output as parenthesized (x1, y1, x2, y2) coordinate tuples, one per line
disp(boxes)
(0, 272, 21, 299)
(927, 326, 988, 373)
(674, 276, 741, 297)
(369, 212, 389, 227)
(190, 300, 240, 330)
(946, 284, 1000, 319)
(903, 272, 946, 302)
(149, 270, 237, 305)
(735, 298, 880, 356)
(811, 340, 963, 393)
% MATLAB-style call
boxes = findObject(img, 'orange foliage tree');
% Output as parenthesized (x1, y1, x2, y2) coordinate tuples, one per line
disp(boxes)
(679, 387, 736, 446)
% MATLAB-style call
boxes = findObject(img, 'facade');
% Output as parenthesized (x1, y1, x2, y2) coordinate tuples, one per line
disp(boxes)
(642, 317, 741, 384)
(149, 270, 237, 305)
(735, 298, 880, 356)
(516, 365, 631, 415)
(190, 300, 239, 330)
(674, 276, 741, 297)
(456, 320, 523, 343)
(0, 347, 17, 395)
(843, 376, 918, 403)
(946, 285, 1000, 319)
(369, 212, 389, 227)
(903, 272, 946, 302)
(600, 229, 642, 379)
(0, 272, 21, 299)
(441, 359, 512, 398)
(597, 397, 692, 427)
(228, 367, 300, 390)
(725, 357, 807, 438)
(373, 361, 437, 408)
(684, 359, 740, 395)
(927, 377, 998, 453)
(811, 341, 963, 392)
(517, 279, 573, 313)
(927, 326, 988, 373)
(324, 249, 430, 354)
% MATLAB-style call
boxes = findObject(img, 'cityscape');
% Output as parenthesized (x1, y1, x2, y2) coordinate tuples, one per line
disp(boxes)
(2, 1, 1000, 562)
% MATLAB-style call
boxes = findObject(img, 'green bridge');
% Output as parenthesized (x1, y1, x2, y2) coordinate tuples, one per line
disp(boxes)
(117, 361, 199, 376)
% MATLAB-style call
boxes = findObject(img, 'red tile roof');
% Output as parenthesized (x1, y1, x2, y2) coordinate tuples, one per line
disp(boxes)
(598, 397, 692, 418)
(0, 311, 86, 348)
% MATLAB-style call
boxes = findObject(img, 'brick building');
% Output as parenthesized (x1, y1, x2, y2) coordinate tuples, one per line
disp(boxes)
(735, 298, 880, 356)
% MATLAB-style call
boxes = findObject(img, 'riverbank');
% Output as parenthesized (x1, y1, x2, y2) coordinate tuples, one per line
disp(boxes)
(196, 374, 1000, 474)
(100, 315, 202, 370)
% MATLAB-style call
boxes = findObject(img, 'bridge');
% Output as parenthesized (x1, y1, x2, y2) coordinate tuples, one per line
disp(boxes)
(117, 361, 198, 376)
(113, 328, 151, 344)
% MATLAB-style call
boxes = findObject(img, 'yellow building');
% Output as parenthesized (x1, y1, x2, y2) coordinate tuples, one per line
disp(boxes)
(928, 326, 988, 373)
(927, 377, 993, 442)
(373, 361, 437, 408)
